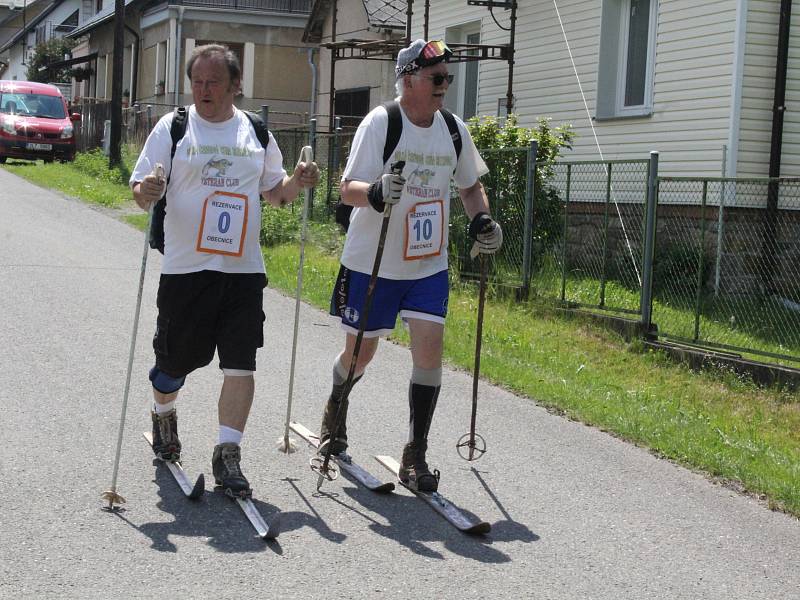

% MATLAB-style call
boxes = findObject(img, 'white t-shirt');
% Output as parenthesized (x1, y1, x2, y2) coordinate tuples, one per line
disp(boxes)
(130, 106, 286, 275)
(340, 104, 488, 280)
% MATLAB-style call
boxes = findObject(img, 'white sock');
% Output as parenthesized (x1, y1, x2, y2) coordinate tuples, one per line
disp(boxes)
(153, 400, 175, 414)
(218, 425, 243, 446)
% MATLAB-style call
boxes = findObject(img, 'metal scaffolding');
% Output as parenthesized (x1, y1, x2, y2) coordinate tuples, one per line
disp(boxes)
(317, 0, 518, 130)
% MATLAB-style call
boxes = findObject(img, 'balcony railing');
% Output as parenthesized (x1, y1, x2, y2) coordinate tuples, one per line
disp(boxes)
(175, 0, 311, 11)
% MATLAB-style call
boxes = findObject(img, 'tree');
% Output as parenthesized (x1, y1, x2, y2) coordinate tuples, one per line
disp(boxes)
(26, 38, 78, 83)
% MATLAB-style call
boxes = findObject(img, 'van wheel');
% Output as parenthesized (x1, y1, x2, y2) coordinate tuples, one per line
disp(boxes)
(43, 158, 53, 164)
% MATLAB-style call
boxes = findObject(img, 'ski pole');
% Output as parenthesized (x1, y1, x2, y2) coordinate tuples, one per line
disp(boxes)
(313, 160, 406, 489)
(457, 243, 488, 461)
(102, 163, 164, 509)
(277, 139, 315, 454)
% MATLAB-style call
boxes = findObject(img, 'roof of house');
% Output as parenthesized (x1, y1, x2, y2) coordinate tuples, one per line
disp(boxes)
(66, 0, 139, 39)
(0, 0, 61, 53)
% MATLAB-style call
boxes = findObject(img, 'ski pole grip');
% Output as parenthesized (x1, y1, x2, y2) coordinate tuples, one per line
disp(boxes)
(297, 145, 313, 169)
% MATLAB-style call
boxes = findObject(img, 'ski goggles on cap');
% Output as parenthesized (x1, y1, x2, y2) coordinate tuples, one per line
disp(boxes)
(395, 40, 453, 77)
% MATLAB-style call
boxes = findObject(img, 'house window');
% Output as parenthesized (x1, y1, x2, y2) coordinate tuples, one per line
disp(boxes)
(596, 0, 658, 119)
(445, 22, 481, 120)
(334, 88, 370, 128)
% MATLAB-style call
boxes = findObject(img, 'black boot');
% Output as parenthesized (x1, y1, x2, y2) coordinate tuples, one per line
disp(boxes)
(151, 409, 181, 462)
(212, 443, 251, 498)
(398, 440, 439, 492)
(318, 392, 348, 456)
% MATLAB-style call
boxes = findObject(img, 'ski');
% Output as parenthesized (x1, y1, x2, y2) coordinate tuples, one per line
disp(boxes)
(225, 493, 280, 540)
(374, 454, 491, 535)
(290, 421, 395, 493)
(142, 432, 205, 500)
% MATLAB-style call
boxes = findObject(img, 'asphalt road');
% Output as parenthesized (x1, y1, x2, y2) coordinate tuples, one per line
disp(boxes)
(2, 167, 800, 599)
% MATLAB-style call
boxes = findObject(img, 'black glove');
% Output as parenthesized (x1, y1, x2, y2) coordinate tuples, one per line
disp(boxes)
(468, 212, 503, 255)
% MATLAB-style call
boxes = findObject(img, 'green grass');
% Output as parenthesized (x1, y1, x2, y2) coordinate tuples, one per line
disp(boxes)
(7, 153, 800, 517)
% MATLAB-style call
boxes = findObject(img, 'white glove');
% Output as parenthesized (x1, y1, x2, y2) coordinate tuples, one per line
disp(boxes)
(380, 172, 405, 205)
(469, 212, 503, 255)
(367, 172, 405, 212)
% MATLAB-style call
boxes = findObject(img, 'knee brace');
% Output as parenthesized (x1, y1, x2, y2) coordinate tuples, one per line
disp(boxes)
(149, 367, 186, 394)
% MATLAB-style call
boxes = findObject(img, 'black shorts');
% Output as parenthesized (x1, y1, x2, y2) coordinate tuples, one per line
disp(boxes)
(153, 271, 267, 377)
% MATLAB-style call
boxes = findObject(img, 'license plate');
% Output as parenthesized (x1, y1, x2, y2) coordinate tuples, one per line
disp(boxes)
(27, 143, 52, 151)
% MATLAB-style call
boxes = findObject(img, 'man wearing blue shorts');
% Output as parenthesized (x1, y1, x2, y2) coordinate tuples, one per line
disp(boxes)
(318, 39, 503, 492)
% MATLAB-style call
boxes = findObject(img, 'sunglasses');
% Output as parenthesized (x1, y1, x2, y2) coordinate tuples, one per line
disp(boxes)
(416, 73, 455, 86)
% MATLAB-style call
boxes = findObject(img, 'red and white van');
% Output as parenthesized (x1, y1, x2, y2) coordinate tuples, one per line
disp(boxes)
(0, 80, 81, 163)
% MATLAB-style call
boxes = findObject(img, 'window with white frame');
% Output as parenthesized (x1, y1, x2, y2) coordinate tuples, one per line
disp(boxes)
(445, 22, 481, 120)
(596, 0, 658, 119)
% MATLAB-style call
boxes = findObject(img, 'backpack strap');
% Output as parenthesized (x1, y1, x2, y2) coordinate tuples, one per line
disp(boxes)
(382, 100, 402, 165)
(243, 110, 270, 149)
(439, 107, 462, 162)
(149, 106, 188, 253)
(169, 105, 189, 161)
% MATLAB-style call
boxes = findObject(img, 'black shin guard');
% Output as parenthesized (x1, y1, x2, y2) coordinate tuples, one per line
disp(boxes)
(408, 382, 441, 443)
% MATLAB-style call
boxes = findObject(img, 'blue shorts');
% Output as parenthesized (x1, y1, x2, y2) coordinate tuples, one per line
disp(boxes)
(329, 266, 449, 337)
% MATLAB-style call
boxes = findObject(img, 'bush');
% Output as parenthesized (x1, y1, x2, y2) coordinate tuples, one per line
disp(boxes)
(460, 114, 574, 276)
(72, 149, 131, 185)
(260, 203, 300, 246)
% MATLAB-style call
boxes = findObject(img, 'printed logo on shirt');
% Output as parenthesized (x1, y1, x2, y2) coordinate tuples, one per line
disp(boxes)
(201, 156, 240, 188)
(406, 165, 442, 199)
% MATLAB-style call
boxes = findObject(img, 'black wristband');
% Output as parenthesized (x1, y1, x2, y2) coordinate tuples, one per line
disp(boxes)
(468, 212, 491, 240)
(367, 180, 385, 213)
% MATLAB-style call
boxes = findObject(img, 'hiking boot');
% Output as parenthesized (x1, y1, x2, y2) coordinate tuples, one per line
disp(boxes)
(398, 441, 439, 492)
(212, 443, 251, 498)
(151, 409, 181, 462)
(318, 394, 348, 456)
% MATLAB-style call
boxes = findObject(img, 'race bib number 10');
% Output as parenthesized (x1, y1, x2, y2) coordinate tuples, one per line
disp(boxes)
(196, 191, 249, 256)
(404, 200, 444, 260)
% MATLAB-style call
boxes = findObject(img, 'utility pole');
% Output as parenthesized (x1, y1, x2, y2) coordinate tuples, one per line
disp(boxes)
(109, 0, 125, 168)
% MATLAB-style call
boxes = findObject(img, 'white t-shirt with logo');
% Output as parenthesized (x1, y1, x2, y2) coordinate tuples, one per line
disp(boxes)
(130, 106, 286, 275)
(341, 104, 488, 280)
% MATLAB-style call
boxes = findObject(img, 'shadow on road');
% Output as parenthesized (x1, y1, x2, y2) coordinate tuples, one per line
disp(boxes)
(470, 467, 539, 544)
(114, 463, 286, 554)
(285, 467, 523, 563)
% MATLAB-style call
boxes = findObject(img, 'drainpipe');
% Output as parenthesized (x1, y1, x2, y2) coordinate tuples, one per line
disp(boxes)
(173, 6, 184, 107)
(760, 0, 792, 295)
(307, 47, 317, 118)
(124, 24, 139, 102)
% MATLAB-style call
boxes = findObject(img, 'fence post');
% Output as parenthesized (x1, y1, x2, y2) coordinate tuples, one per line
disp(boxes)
(330, 116, 342, 215)
(146, 105, 153, 132)
(640, 151, 659, 334)
(693, 180, 709, 342)
(308, 118, 317, 217)
(521, 139, 538, 299)
(714, 144, 727, 296)
(261, 105, 269, 131)
(560, 163, 572, 303)
(599, 162, 613, 308)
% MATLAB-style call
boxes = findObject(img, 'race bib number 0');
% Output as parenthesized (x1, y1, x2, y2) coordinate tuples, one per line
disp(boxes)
(404, 200, 444, 260)
(196, 191, 249, 256)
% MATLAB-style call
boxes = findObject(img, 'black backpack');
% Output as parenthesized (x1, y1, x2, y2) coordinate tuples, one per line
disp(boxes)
(334, 101, 462, 232)
(149, 106, 270, 253)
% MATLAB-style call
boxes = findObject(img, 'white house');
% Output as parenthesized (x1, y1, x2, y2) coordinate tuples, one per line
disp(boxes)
(309, 0, 800, 179)
(0, 0, 82, 82)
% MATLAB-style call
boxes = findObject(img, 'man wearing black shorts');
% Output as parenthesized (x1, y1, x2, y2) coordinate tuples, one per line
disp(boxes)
(130, 44, 319, 496)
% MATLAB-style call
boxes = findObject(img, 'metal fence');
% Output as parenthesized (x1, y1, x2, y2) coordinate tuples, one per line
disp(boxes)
(539, 159, 652, 316)
(653, 177, 800, 364)
(72, 102, 800, 368)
